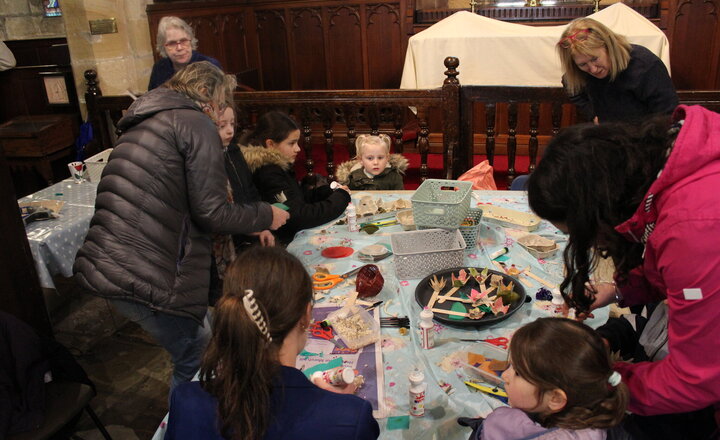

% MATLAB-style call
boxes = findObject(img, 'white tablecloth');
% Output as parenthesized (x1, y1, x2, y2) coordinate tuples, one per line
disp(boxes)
(400, 3, 671, 88)
(19, 180, 97, 289)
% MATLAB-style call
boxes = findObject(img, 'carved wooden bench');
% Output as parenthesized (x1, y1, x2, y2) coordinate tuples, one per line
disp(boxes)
(83, 63, 720, 185)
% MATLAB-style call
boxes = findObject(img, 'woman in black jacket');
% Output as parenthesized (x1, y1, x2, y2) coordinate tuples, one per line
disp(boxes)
(242, 111, 351, 245)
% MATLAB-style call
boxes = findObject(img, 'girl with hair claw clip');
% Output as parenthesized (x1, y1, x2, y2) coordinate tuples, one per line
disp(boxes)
(165, 246, 379, 440)
(459, 318, 628, 440)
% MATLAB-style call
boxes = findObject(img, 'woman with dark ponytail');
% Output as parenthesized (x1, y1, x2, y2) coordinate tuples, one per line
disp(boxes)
(527, 105, 720, 439)
(165, 247, 379, 440)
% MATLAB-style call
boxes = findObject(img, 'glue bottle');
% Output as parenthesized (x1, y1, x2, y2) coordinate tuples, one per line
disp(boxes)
(311, 367, 356, 386)
(346, 203, 359, 232)
(551, 288, 565, 316)
(408, 368, 427, 417)
(419, 308, 435, 350)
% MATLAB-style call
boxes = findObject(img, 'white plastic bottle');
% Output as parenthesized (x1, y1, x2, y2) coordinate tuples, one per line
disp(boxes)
(346, 202, 359, 232)
(419, 308, 435, 350)
(409, 369, 427, 417)
(311, 366, 355, 386)
(551, 288, 565, 316)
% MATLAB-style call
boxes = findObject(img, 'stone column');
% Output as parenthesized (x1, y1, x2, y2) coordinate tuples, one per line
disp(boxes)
(62, 0, 154, 118)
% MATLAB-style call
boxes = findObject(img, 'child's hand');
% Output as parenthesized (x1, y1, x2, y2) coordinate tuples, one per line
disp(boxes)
(334, 184, 350, 194)
(257, 230, 275, 246)
(311, 375, 358, 394)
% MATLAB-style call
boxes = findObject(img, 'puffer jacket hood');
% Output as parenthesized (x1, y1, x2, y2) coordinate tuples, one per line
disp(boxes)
(241, 144, 294, 173)
(335, 153, 409, 185)
(73, 87, 272, 322)
(117, 87, 199, 132)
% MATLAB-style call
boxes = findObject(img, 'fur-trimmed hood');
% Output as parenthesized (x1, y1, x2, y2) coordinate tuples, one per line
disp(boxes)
(335, 153, 409, 185)
(241, 145, 294, 173)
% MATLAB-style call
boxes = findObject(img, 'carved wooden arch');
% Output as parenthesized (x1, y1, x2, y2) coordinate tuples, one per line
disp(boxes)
(255, 9, 286, 31)
(291, 7, 323, 28)
(366, 3, 401, 25)
(328, 5, 361, 27)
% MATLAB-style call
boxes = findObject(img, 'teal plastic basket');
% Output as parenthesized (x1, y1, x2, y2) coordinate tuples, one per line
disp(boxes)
(411, 179, 472, 229)
(459, 207, 483, 248)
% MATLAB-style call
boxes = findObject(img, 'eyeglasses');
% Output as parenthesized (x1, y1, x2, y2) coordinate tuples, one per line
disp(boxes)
(557, 29, 591, 49)
(164, 38, 191, 49)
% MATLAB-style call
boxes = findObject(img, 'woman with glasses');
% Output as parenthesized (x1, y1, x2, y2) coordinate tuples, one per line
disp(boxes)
(148, 16, 222, 90)
(557, 18, 678, 124)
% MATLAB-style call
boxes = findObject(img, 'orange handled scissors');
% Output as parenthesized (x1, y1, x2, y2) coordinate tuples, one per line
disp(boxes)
(312, 266, 362, 290)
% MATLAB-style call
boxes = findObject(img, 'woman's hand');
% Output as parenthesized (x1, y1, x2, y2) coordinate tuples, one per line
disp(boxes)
(311, 375, 358, 395)
(269, 205, 290, 230)
(585, 281, 619, 310)
(570, 281, 618, 321)
(335, 184, 350, 194)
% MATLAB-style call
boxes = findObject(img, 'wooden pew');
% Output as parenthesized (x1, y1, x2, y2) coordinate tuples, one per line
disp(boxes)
(83, 64, 720, 185)
(83, 58, 461, 181)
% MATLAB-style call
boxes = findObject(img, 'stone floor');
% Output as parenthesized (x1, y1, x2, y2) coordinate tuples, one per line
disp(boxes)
(50, 278, 171, 439)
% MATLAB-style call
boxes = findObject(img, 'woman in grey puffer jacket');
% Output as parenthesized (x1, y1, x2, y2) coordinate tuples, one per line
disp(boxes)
(73, 62, 288, 389)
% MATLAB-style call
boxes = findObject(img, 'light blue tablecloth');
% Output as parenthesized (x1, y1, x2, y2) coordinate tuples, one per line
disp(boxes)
(282, 190, 608, 440)
(146, 189, 608, 440)
(19, 179, 98, 289)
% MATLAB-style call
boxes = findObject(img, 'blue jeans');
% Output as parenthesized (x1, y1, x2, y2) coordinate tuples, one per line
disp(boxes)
(108, 298, 211, 392)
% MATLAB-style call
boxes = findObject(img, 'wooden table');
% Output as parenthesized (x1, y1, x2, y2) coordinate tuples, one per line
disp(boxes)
(0, 114, 76, 185)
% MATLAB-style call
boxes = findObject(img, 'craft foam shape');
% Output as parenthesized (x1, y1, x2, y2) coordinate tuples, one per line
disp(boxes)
(448, 302, 468, 320)
(482, 205, 541, 231)
(387, 416, 410, 430)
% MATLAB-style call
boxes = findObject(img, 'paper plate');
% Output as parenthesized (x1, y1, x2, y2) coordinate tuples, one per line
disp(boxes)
(359, 244, 390, 257)
(321, 246, 354, 258)
(415, 267, 527, 328)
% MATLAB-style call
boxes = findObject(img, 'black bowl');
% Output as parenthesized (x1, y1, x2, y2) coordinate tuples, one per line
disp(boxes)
(415, 266, 527, 328)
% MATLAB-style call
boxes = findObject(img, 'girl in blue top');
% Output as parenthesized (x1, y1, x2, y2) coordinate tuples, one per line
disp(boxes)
(165, 247, 379, 440)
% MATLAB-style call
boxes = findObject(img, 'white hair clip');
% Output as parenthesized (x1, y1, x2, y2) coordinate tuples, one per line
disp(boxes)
(243, 289, 272, 343)
(608, 371, 622, 387)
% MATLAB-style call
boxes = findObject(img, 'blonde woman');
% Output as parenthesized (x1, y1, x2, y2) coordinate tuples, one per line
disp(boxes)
(74, 62, 288, 390)
(557, 18, 677, 123)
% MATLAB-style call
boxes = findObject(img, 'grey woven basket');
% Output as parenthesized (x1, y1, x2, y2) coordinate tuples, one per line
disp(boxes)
(390, 229, 466, 279)
(459, 207, 483, 249)
(411, 179, 472, 229)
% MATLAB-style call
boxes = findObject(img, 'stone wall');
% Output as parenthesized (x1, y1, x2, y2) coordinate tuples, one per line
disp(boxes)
(0, 0, 66, 40)
(63, 0, 154, 113)
(0, 0, 155, 117)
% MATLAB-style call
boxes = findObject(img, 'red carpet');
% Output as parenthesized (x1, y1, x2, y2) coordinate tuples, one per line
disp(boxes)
(295, 145, 531, 190)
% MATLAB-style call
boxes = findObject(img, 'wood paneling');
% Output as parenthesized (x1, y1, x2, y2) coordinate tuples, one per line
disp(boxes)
(147, 0, 719, 90)
(147, 0, 407, 90)
(666, 0, 720, 89)
(255, 9, 292, 89)
(366, 3, 403, 88)
(327, 6, 364, 89)
(290, 7, 326, 90)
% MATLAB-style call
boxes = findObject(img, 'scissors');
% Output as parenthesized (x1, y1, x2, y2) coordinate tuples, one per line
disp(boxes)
(459, 336, 509, 349)
(312, 266, 362, 290)
(308, 321, 342, 347)
(481, 337, 509, 349)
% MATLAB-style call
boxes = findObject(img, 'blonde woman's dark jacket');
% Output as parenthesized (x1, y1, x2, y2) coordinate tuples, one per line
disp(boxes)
(73, 88, 272, 322)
